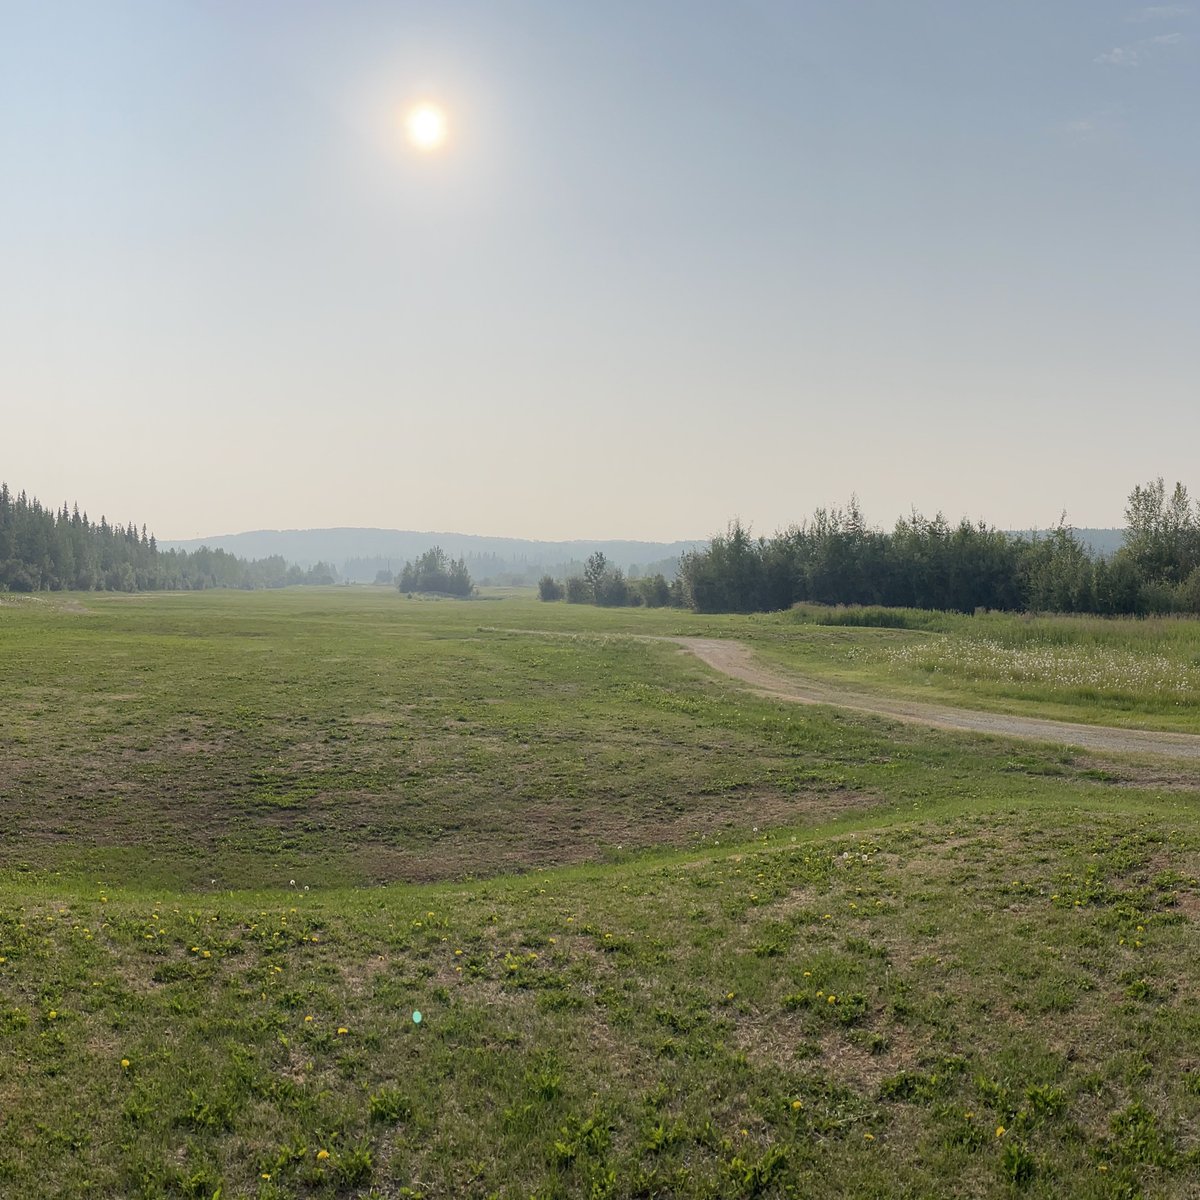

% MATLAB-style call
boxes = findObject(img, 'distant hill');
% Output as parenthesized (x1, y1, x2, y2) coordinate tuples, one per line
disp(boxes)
(1012, 528, 1126, 558)
(160, 528, 704, 585)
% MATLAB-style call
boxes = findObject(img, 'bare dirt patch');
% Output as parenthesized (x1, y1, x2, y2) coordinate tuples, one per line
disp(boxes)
(1069, 755, 1200, 792)
(818, 1026, 923, 1092)
(339, 953, 394, 997)
(753, 888, 819, 922)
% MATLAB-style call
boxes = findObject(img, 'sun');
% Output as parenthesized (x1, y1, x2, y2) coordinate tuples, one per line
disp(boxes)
(405, 102, 448, 151)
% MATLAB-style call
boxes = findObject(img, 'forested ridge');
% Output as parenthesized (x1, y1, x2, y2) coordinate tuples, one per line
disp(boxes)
(0, 484, 336, 592)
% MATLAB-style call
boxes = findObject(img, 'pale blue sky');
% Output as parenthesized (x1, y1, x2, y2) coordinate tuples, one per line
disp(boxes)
(2, 1, 1197, 539)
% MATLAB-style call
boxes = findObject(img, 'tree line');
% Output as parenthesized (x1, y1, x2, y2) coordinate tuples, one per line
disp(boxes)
(673, 479, 1200, 616)
(538, 552, 679, 607)
(0, 484, 337, 592)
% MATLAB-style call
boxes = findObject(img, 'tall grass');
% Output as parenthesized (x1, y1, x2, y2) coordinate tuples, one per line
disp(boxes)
(781, 604, 1200, 722)
(792, 602, 1200, 651)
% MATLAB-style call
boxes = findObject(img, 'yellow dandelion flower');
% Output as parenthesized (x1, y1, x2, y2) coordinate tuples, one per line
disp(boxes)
(791, 1100, 803, 1110)
(120, 1058, 130, 1069)
(864, 1132, 874, 1140)
(316, 1149, 330, 1161)
(337, 1027, 348, 1035)
(827, 994, 837, 1004)
(304, 1015, 314, 1022)
(48, 1010, 58, 1019)
(995, 1126, 1006, 1138)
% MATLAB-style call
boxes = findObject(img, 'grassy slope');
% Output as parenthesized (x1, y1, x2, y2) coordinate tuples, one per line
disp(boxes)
(2, 590, 1200, 1198)
(4, 804, 1199, 1199)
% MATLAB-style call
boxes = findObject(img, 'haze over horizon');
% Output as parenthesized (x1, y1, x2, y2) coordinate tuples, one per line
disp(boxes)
(4, 2, 1197, 542)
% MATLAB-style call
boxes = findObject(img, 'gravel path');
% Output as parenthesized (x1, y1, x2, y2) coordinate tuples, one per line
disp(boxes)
(669, 637, 1200, 762)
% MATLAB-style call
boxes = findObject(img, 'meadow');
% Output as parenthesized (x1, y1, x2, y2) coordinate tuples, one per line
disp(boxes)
(2, 589, 1199, 1198)
(754, 606, 1200, 734)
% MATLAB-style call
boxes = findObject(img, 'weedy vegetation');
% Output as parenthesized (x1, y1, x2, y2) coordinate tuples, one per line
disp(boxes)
(758, 606, 1200, 733)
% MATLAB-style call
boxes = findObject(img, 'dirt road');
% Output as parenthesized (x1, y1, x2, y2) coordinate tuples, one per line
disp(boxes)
(669, 637, 1200, 763)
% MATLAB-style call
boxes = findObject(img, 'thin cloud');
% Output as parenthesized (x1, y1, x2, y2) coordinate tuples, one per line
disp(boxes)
(1095, 31, 1183, 64)
(1059, 109, 1127, 143)
(1127, 4, 1191, 21)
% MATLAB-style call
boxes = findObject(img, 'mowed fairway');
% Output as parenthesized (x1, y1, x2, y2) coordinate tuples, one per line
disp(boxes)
(2, 589, 1200, 1198)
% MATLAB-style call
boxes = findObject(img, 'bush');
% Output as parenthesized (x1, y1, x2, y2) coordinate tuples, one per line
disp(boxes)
(538, 575, 564, 601)
(635, 574, 673, 607)
(1179, 567, 1200, 614)
(593, 569, 629, 607)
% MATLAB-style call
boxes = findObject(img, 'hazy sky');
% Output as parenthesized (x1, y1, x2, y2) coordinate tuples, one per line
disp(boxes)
(3, 2, 1197, 541)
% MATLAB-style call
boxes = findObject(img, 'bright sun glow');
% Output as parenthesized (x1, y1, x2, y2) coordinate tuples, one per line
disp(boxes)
(405, 102, 448, 151)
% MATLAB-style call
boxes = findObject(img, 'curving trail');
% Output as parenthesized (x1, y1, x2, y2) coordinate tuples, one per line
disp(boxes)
(668, 637, 1200, 762)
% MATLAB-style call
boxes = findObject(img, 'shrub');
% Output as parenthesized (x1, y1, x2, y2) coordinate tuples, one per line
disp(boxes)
(635, 574, 673, 607)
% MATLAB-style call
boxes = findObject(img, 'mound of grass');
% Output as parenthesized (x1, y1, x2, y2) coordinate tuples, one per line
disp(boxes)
(2, 804, 1200, 1198)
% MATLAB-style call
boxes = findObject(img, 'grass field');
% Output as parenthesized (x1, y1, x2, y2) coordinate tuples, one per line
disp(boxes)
(2, 589, 1199, 1198)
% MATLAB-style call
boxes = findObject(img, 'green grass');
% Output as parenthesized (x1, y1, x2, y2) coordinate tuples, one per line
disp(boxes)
(8, 588, 1185, 891)
(3, 589, 1200, 1197)
(4, 804, 1200, 1198)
